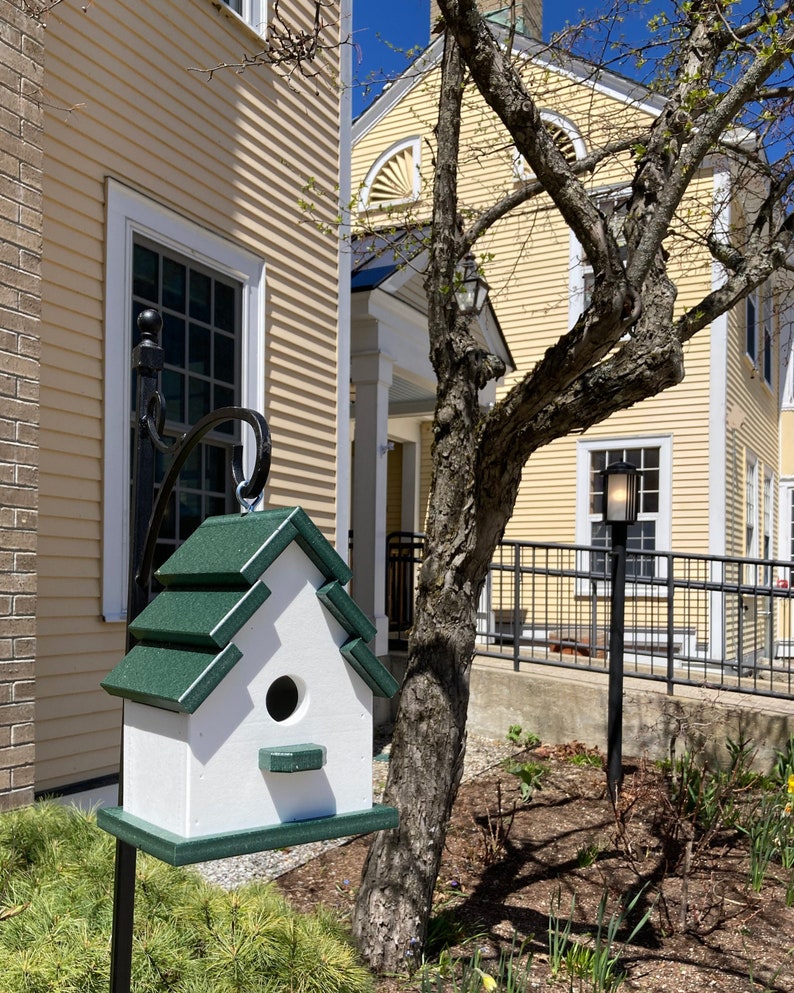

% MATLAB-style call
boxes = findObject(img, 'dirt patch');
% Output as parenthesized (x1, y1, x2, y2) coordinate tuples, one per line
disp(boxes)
(275, 743, 794, 991)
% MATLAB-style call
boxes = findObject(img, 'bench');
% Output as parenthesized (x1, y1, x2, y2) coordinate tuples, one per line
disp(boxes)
(548, 628, 606, 659)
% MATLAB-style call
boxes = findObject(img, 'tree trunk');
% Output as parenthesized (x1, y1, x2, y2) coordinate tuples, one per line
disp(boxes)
(352, 366, 491, 969)
(350, 586, 475, 971)
(351, 0, 794, 974)
(352, 31, 489, 971)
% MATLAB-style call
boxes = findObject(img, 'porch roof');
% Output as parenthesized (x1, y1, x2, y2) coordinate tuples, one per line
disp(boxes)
(351, 226, 514, 374)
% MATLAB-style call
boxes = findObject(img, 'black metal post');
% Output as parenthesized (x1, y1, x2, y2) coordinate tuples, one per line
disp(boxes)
(607, 521, 628, 805)
(126, 310, 165, 639)
(109, 309, 164, 993)
(106, 309, 271, 992)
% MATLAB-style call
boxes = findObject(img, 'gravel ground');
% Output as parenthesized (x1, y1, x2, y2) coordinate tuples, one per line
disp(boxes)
(195, 731, 513, 889)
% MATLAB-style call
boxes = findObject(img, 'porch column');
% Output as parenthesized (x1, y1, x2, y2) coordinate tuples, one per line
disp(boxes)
(351, 350, 393, 657)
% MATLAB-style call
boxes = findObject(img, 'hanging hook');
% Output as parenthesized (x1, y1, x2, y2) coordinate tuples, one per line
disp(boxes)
(236, 479, 264, 514)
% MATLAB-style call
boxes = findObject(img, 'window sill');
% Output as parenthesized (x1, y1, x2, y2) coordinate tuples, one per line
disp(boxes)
(574, 578, 669, 599)
(209, 0, 266, 41)
(743, 354, 775, 395)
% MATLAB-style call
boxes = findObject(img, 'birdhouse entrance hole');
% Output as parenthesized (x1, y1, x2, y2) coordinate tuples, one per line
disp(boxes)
(266, 675, 301, 722)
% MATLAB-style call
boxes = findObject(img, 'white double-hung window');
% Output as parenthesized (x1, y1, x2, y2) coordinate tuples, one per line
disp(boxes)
(569, 188, 629, 326)
(576, 436, 672, 584)
(746, 287, 774, 386)
(745, 456, 758, 560)
(102, 181, 265, 621)
(746, 290, 759, 365)
(220, 0, 266, 32)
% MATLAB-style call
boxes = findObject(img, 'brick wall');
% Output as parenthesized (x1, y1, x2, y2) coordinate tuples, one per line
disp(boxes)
(0, 3, 44, 810)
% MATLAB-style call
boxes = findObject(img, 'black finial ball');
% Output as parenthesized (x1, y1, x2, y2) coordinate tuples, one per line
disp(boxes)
(137, 308, 163, 340)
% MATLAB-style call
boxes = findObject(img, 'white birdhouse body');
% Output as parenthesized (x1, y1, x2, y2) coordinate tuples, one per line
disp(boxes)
(98, 508, 399, 865)
(122, 544, 372, 838)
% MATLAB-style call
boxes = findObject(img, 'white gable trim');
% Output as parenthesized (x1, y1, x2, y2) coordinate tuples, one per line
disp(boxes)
(709, 165, 731, 558)
(354, 40, 444, 139)
(353, 28, 663, 144)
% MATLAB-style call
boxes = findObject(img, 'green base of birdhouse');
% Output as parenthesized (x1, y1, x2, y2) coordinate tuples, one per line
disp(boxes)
(97, 803, 399, 866)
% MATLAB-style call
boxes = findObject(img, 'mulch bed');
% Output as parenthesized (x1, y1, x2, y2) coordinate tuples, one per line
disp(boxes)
(275, 743, 794, 991)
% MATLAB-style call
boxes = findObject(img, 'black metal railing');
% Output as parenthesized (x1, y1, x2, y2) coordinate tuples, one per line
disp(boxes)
(385, 534, 794, 701)
(386, 532, 425, 647)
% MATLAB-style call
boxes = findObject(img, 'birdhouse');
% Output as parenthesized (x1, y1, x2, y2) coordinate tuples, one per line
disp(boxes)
(97, 507, 399, 866)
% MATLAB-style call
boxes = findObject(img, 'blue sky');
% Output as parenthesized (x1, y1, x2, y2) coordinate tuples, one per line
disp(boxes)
(350, 1, 657, 116)
(349, 2, 792, 164)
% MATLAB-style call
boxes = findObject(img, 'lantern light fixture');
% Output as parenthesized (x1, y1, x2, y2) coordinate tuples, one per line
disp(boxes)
(601, 461, 640, 525)
(454, 253, 490, 316)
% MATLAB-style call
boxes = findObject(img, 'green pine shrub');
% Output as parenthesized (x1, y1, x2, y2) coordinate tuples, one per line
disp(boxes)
(0, 801, 373, 993)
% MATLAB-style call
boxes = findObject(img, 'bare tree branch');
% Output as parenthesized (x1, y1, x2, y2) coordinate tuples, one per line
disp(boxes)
(630, 9, 794, 288)
(757, 87, 794, 101)
(459, 131, 648, 256)
(188, 0, 341, 87)
(436, 0, 622, 280)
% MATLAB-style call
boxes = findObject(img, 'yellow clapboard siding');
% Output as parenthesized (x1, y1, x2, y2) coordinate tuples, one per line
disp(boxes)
(387, 444, 404, 535)
(37, 515, 100, 543)
(35, 731, 122, 790)
(37, 687, 121, 724)
(35, 430, 102, 465)
(38, 341, 103, 381)
(37, 0, 343, 789)
(36, 631, 125, 662)
(353, 44, 752, 566)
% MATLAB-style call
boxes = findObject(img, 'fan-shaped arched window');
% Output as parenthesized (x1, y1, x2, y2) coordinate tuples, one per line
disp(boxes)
(513, 112, 586, 181)
(359, 137, 422, 210)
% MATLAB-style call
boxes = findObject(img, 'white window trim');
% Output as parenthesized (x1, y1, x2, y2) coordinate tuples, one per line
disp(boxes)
(219, 0, 267, 35)
(569, 185, 631, 329)
(102, 180, 265, 621)
(575, 434, 673, 593)
(745, 454, 758, 559)
(746, 289, 760, 366)
(358, 136, 421, 211)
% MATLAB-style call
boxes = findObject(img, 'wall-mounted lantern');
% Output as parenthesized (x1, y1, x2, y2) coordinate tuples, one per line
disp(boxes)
(454, 253, 490, 316)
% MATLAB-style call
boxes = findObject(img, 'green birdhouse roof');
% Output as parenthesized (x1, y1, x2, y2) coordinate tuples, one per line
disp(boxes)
(101, 508, 399, 713)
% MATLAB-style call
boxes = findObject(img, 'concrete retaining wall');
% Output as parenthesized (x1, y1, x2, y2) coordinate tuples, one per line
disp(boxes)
(467, 657, 794, 771)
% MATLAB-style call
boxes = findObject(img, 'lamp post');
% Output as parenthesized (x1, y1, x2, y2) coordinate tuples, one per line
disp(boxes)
(601, 460, 639, 805)
(454, 253, 490, 316)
